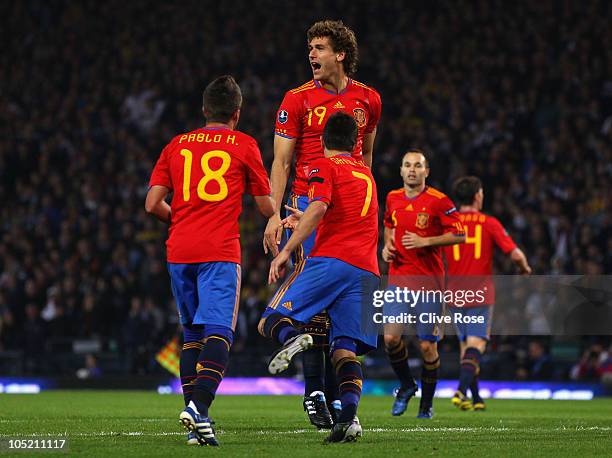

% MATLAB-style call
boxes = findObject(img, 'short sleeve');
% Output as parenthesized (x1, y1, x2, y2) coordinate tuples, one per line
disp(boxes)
(488, 217, 517, 253)
(149, 143, 173, 190)
(245, 138, 271, 196)
(365, 88, 382, 134)
(307, 159, 333, 206)
(437, 197, 465, 235)
(274, 90, 303, 139)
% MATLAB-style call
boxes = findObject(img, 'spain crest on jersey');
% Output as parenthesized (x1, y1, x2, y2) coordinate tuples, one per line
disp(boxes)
(353, 108, 367, 128)
(416, 212, 429, 229)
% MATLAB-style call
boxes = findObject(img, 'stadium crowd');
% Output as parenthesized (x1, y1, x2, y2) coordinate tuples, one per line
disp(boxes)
(1, 0, 611, 380)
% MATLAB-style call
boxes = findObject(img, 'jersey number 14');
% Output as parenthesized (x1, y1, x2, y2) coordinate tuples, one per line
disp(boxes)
(453, 224, 482, 260)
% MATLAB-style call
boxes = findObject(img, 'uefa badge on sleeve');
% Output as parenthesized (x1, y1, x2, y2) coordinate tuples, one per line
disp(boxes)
(278, 110, 288, 124)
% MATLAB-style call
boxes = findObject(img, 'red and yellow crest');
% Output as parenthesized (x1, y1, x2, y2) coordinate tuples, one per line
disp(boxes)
(353, 108, 367, 128)
(416, 212, 429, 229)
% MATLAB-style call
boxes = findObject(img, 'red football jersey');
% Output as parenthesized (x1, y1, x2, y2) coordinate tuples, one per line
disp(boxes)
(384, 186, 464, 277)
(149, 126, 271, 264)
(445, 211, 517, 275)
(307, 155, 380, 276)
(275, 79, 382, 195)
(444, 211, 517, 306)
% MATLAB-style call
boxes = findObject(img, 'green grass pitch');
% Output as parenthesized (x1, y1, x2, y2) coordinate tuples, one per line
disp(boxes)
(0, 392, 611, 456)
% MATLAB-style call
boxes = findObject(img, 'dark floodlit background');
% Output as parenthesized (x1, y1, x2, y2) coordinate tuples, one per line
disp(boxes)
(1, 0, 611, 386)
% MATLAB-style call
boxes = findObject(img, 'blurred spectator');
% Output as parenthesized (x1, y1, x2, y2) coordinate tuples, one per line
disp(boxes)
(76, 353, 102, 379)
(516, 340, 554, 381)
(524, 284, 554, 334)
(122, 86, 166, 134)
(571, 343, 612, 382)
(22, 304, 46, 373)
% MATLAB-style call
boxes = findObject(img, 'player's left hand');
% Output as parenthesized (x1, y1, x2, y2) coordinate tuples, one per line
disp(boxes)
(520, 264, 533, 275)
(382, 240, 396, 262)
(264, 214, 283, 256)
(280, 205, 303, 230)
(402, 232, 428, 249)
(269, 250, 290, 284)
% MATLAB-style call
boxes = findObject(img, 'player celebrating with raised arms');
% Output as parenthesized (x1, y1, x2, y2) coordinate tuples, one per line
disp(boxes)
(258, 112, 379, 443)
(145, 76, 274, 446)
(382, 149, 465, 419)
(263, 19, 382, 428)
(445, 176, 531, 411)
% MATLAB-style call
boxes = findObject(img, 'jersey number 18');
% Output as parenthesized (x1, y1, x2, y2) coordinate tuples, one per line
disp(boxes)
(179, 149, 231, 202)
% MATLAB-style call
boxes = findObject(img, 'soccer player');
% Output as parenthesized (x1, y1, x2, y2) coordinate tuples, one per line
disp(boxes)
(445, 176, 531, 410)
(145, 76, 274, 446)
(262, 19, 382, 428)
(382, 149, 465, 419)
(258, 112, 379, 443)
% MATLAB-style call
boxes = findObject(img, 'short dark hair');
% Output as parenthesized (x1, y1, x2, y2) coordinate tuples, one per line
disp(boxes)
(202, 75, 242, 123)
(323, 112, 357, 152)
(402, 148, 429, 168)
(453, 176, 483, 206)
(307, 20, 358, 76)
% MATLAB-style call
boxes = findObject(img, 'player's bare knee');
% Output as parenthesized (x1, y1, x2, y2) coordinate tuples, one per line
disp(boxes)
(330, 337, 358, 366)
(331, 348, 356, 365)
(384, 334, 402, 349)
(466, 336, 487, 354)
(419, 340, 438, 359)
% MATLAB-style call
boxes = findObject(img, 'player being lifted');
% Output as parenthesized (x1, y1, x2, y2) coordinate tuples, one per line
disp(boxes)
(258, 112, 379, 443)
(262, 19, 381, 428)
(382, 149, 465, 418)
(146, 76, 274, 446)
(445, 176, 531, 410)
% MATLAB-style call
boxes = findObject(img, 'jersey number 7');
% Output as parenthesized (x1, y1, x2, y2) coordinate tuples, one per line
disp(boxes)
(351, 171, 373, 216)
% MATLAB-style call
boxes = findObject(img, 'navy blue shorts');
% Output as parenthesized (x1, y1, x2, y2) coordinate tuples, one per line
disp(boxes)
(284, 194, 316, 264)
(263, 257, 379, 355)
(167, 262, 241, 330)
(451, 305, 492, 341)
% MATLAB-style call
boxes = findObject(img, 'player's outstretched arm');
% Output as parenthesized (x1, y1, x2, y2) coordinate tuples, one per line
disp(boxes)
(402, 231, 465, 250)
(510, 248, 532, 275)
(268, 201, 327, 284)
(254, 195, 276, 219)
(144, 185, 171, 223)
(263, 135, 297, 256)
(362, 128, 377, 168)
